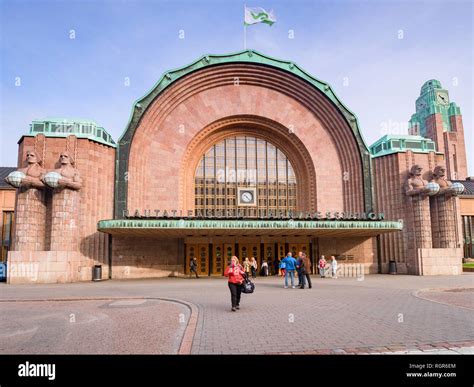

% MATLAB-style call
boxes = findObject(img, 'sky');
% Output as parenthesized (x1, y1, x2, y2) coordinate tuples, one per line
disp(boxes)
(1, 0, 473, 173)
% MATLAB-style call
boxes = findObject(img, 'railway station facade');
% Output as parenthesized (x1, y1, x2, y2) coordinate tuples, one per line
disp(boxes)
(4, 50, 470, 283)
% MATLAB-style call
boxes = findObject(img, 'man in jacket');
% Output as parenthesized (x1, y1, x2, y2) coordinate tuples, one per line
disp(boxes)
(296, 252, 304, 287)
(281, 252, 298, 289)
(299, 253, 312, 289)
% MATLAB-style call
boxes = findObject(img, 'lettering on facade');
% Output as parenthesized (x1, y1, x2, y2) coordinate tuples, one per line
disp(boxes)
(122, 209, 385, 221)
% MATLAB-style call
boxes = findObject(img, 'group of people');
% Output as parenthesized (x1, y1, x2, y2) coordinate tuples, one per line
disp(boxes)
(239, 254, 338, 281)
(317, 255, 338, 279)
(222, 252, 339, 311)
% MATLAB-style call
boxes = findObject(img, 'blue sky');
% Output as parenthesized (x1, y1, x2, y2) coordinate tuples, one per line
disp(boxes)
(1, 0, 472, 173)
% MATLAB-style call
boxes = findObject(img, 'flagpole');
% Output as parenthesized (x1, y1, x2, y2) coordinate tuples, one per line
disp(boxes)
(243, 4, 247, 49)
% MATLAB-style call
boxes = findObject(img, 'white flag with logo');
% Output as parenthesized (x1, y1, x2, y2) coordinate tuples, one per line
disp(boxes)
(244, 7, 276, 26)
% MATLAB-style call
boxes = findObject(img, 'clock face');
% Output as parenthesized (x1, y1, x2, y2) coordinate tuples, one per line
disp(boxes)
(437, 92, 449, 105)
(237, 187, 257, 206)
(241, 191, 253, 203)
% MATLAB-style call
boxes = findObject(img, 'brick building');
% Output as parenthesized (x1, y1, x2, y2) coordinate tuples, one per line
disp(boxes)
(0, 167, 16, 280)
(4, 50, 471, 283)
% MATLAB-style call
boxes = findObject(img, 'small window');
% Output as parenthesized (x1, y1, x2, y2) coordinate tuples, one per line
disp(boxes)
(32, 123, 44, 132)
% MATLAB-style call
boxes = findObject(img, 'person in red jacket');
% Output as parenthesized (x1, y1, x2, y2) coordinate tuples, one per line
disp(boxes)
(224, 256, 245, 312)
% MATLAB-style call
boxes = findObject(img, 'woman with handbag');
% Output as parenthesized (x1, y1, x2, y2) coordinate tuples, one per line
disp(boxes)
(224, 256, 245, 312)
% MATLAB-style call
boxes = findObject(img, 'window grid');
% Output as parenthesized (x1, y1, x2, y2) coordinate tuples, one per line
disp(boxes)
(195, 136, 297, 217)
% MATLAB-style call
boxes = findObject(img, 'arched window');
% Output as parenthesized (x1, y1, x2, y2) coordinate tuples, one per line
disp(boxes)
(195, 136, 297, 217)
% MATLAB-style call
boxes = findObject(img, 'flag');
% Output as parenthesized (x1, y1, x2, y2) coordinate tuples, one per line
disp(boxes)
(244, 6, 276, 26)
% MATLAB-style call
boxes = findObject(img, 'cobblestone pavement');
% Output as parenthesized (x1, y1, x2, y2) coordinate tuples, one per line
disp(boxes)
(0, 299, 189, 354)
(0, 274, 473, 354)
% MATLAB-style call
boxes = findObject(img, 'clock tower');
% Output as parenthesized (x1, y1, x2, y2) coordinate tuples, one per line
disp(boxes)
(408, 79, 468, 180)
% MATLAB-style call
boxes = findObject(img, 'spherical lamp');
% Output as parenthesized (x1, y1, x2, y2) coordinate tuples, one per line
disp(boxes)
(425, 182, 440, 196)
(43, 172, 62, 188)
(451, 182, 465, 196)
(6, 171, 25, 188)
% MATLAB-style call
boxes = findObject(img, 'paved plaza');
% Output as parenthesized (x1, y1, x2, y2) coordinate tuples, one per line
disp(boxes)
(1, 274, 473, 354)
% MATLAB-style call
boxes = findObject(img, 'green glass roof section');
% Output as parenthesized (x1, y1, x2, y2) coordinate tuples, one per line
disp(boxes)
(369, 134, 438, 158)
(25, 118, 116, 147)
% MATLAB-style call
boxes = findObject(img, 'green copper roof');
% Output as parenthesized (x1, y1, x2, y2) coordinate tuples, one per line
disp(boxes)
(26, 118, 116, 147)
(420, 79, 442, 94)
(369, 134, 437, 158)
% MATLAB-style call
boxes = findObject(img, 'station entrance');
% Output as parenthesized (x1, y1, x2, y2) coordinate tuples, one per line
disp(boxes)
(185, 238, 311, 276)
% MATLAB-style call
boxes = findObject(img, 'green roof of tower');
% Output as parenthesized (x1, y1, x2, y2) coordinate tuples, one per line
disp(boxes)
(25, 118, 116, 147)
(369, 134, 438, 158)
(420, 79, 442, 94)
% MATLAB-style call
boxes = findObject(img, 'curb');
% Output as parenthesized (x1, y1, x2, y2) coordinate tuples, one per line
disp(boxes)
(412, 287, 474, 311)
(265, 340, 474, 355)
(0, 296, 199, 355)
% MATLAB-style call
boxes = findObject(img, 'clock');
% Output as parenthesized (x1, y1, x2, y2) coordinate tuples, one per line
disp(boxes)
(436, 92, 449, 105)
(241, 191, 253, 203)
(237, 187, 257, 206)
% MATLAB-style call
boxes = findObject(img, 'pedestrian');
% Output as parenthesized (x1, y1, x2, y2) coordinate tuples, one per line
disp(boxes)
(224, 256, 245, 312)
(319, 256, 327, 278)
(330, 256, 338, 279)
(296, 251, 303, 286)
(243, 257, 251, 277)
(299, 253, 312, 289)
(261, 259, 269, 276)
(250, 257, 257, 279)
(280, 252, 298, 289)
(189, 257, 199, 278)
(279, 260, 286, 277)
(273, 258, 280, 276)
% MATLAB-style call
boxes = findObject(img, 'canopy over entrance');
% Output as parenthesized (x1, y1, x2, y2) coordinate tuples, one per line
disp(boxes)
(98, 219, 402, 238)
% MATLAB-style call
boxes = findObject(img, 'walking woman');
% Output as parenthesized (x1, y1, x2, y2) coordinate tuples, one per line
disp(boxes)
(319, 255, 327, 278)
(243, 257, 251, 277)
(224, 256, 245, 312)
(250, 257, 257, 279)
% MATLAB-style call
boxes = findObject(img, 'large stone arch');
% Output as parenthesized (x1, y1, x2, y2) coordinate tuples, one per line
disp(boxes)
(116, 50, 372, 218)
(180, 115, 318, 212)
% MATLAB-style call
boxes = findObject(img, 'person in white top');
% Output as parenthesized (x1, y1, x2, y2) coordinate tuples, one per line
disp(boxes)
(330, 256, 338, 279)
(261, 260, 269, 276)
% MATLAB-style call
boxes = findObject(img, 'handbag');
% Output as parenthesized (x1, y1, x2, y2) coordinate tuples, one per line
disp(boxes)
(241, 274, 255, 294)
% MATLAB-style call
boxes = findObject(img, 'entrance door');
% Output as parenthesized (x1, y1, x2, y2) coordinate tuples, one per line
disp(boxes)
(212, 244, 235, 275)
(289, 243, 310, 258)
(277, 243, 286, 260)
(223, 244, 235, 269)
(186, 244, 209, 276)
(263, 243, 275, 275)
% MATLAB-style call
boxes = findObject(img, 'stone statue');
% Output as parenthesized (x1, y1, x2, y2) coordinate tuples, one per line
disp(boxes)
(43, 151, 82, 190)
(404, 165, 430, 196)
(431, 165, 452, 194)
(4, 150, 45, 189)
